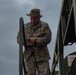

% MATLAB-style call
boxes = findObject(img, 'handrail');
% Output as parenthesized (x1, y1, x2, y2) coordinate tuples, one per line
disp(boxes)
(19, 17, 27, 75)
(51, 0, 76, 75)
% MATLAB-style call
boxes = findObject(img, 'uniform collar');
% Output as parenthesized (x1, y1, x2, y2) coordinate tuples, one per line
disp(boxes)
(29, 21, 41, 29)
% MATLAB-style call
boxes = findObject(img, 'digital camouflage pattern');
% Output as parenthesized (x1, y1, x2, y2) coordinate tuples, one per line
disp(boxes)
(17, 20, 52, 75)
(26, 8, 43, 17)
(25, 53, 51, 75)
(23, 21, 52, 61)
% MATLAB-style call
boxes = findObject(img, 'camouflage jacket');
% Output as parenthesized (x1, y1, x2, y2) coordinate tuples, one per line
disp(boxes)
(17, 21, 52, 61)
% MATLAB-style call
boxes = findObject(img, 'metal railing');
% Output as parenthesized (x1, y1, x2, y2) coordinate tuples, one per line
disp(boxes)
(19, 17, 27, 75)
(51, 0, 76, 75)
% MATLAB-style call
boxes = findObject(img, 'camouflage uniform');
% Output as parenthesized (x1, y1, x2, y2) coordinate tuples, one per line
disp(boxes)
(17, 8, 52, 75)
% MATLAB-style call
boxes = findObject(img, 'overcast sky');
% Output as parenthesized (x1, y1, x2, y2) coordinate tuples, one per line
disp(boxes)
(0, 0, 76, 75)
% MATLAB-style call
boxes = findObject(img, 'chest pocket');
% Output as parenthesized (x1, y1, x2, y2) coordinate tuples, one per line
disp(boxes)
(33, 25, 45, 37)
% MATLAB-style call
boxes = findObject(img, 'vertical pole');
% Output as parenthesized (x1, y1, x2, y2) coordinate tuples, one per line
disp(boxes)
(58, 24, 64, 75)
(73, 0, 76, 36)
(19, 17, 23, 75)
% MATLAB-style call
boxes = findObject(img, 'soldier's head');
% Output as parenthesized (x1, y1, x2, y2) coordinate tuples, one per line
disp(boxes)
(26, 8, 43, 25)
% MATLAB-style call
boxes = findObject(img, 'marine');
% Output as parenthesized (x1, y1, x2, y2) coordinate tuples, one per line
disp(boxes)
(17, 8, 52, 75)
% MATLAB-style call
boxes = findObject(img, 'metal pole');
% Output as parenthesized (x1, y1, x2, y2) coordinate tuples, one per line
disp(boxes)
(58, 24, 64, 75)
(73, 0, 76, 36)
(19, 17, 23, 75)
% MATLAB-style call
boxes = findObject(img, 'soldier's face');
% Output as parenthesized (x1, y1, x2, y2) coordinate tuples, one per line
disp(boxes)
(30, 16, 40, 25)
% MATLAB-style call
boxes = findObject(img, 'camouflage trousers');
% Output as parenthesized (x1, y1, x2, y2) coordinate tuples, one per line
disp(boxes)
(25, 53, 51, 75)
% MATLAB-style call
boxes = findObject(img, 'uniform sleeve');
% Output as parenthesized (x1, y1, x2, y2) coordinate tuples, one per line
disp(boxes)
(35, 24, 52, 46)
(17, 23, 27, 45)
(17, 32, 24, 45)
(17, 32, 20, 44)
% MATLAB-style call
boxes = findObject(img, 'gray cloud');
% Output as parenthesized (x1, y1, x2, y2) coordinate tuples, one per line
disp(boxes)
(1, 0, 75, 75)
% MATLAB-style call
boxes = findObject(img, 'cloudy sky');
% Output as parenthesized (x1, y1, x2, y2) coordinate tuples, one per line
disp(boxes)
(0, 0, 76, 75)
